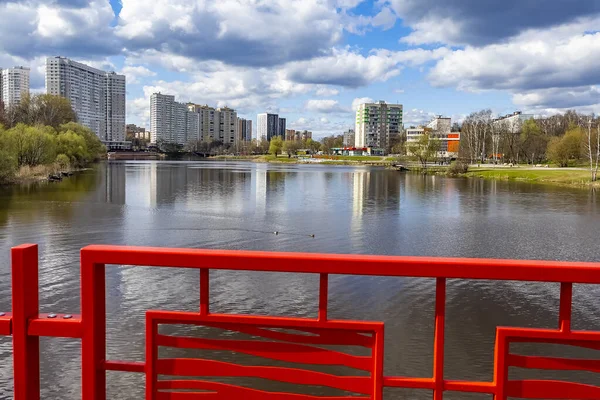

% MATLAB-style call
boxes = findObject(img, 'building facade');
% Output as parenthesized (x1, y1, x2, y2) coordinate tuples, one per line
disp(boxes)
(406, 115, 460, 158)
(278, 118, 286, 137)
(0, 66, 30, 108)
(46, 57, 126, 144)
(238, 118, 253, 142)
(492, 111, 534, 133)
(217, 107, 237, 144)
(343, 129, 355, 147)
(150, 93, 175, 144)
(355, 101, 403, 152)
(257, 113, 280, 141)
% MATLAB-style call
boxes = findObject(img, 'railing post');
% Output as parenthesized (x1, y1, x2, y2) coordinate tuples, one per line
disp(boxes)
(433, 277, 446, 400)
(12, 244, 40, 400)
(81, 249, 106, 400)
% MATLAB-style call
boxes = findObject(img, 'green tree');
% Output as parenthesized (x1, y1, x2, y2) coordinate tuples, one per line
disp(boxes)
(283, 140, 301, 156)
(546, 127, 583, 167)
(257, 139, 270, 154)
(269, 136, 284, 157)
(33, 94, 77, 128)
(55, 154, 71, 170)
(58, 122, 105, 161)
(3, 94, 76, 128)
(56, 131, 88, 167)
(4, 124, 56, 166)
(303, 138, 321, 153)
(0, 128, 18, 183)
(407, 134, 441, 168)
(520, 119, 547, 164)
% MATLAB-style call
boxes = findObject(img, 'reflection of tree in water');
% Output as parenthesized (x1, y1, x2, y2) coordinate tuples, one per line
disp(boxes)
(0, 168, 100, 227)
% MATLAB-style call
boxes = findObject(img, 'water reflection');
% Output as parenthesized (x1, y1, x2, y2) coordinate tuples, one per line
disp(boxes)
(1, 161, 600, 398)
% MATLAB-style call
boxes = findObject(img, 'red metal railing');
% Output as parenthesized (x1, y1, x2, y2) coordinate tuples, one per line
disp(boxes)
(2, 243, 600, 399)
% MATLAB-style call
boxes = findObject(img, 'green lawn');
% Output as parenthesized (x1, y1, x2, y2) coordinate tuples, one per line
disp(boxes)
(465, 168, 597, 187)
(314, 155, 387, 162)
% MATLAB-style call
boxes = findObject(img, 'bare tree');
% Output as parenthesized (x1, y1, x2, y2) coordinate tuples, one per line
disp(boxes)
(462, 109, 492, 164)
(584, 118, 600, 182)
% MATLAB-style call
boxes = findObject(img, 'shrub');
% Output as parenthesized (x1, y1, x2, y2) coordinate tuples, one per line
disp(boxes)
(0, 150, 18, 183)
(56, 154, 71, 170)
(447, 160, 469, 176)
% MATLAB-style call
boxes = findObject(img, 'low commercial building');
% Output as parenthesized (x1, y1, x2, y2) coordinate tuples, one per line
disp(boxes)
(406, 115, 460, 158)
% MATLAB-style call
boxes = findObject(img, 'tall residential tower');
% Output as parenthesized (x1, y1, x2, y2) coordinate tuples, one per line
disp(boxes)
(46, 57, 126, 144)
(0, 66, 30, 108)
(355, 101, 403, 152)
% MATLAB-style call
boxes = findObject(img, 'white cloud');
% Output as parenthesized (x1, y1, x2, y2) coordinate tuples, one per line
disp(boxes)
(394, 88, 405, 93)
(287, 47, 447, 87)
(117, 0, 344, 67)
(0, 0, 118, 58)
(315, 86, 340, 96)
(121, 65, 157, 84)
(403, 108, 436, 126)
(305, 99, 347, 113)
(352, 97, 373, 111)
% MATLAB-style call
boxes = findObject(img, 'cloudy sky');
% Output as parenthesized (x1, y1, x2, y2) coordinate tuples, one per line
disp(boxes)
(1, 0, 599, 138)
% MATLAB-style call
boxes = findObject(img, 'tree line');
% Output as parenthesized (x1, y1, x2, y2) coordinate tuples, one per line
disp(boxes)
(0, 94, 106, 184)
(458, 110, 600, 180)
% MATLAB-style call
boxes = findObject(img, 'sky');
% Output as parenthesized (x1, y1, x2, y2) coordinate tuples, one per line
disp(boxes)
(0, 0, 599, 139)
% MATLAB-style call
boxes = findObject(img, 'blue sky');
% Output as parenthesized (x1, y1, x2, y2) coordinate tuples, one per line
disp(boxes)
(1, 0, 599, 138)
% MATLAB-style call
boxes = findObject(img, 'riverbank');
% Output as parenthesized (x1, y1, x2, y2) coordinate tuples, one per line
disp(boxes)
(211, 154, 397, 166)
(463, 167, 600, 188)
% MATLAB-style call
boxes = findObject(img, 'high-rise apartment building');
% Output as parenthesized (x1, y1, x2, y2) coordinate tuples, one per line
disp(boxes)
(152, 97, 239, 145)
(343, 129, 355, 146)
(188, 104, 216, 142)
(150, 93, 175, 144)
(0, 66, 30, 108)
(150, 93, 192, 145)
(217, 107, 237, 144)
(278, 118, 286, 137)
(238, 118, 253, 142)
(257, 113, 281, 141)
(355, 101, 403, 152)
(46, 57, 126, 144)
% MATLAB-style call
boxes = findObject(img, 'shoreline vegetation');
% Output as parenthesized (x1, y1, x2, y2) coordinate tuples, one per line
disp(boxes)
(0, 95, 106, 186)
(210, 154, 600, 189)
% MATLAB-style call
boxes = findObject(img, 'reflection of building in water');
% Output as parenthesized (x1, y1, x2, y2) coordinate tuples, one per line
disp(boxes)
(253, 167, 267, 215)
(351, 170, 401, 215)
(93, 162, 126, 204)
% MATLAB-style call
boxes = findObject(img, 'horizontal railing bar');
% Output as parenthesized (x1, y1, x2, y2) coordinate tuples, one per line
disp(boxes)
(82, 245, 600, 284)
(0, 313, 12, 336)
(104, 361, 145, 373)
(443, 380, 496, 393)
(27, 314, 82, 339)
(383, 377, 434, 389)
(382, 377, 496, 393)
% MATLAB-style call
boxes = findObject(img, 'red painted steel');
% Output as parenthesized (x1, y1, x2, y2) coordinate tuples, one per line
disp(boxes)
(0, 243, 599, 399)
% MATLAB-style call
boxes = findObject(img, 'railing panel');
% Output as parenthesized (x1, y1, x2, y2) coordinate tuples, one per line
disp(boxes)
(1, 244, 600, 399)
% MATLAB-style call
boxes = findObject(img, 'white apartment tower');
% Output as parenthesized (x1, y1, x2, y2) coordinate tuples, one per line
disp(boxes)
(1, 67, 30, 108)
(355, 101, 403, 152)
(150, 94, 195, 145)
(46, 57, 126, 143)
(257, 113, 280, 141)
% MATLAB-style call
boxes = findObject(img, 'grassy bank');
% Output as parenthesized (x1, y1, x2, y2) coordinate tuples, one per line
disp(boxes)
(463, 167, 599, 188)
(249, 155, 396, 165)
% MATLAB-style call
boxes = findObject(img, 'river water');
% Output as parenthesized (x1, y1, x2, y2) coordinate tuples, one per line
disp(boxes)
(1, 160, 599, 399)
